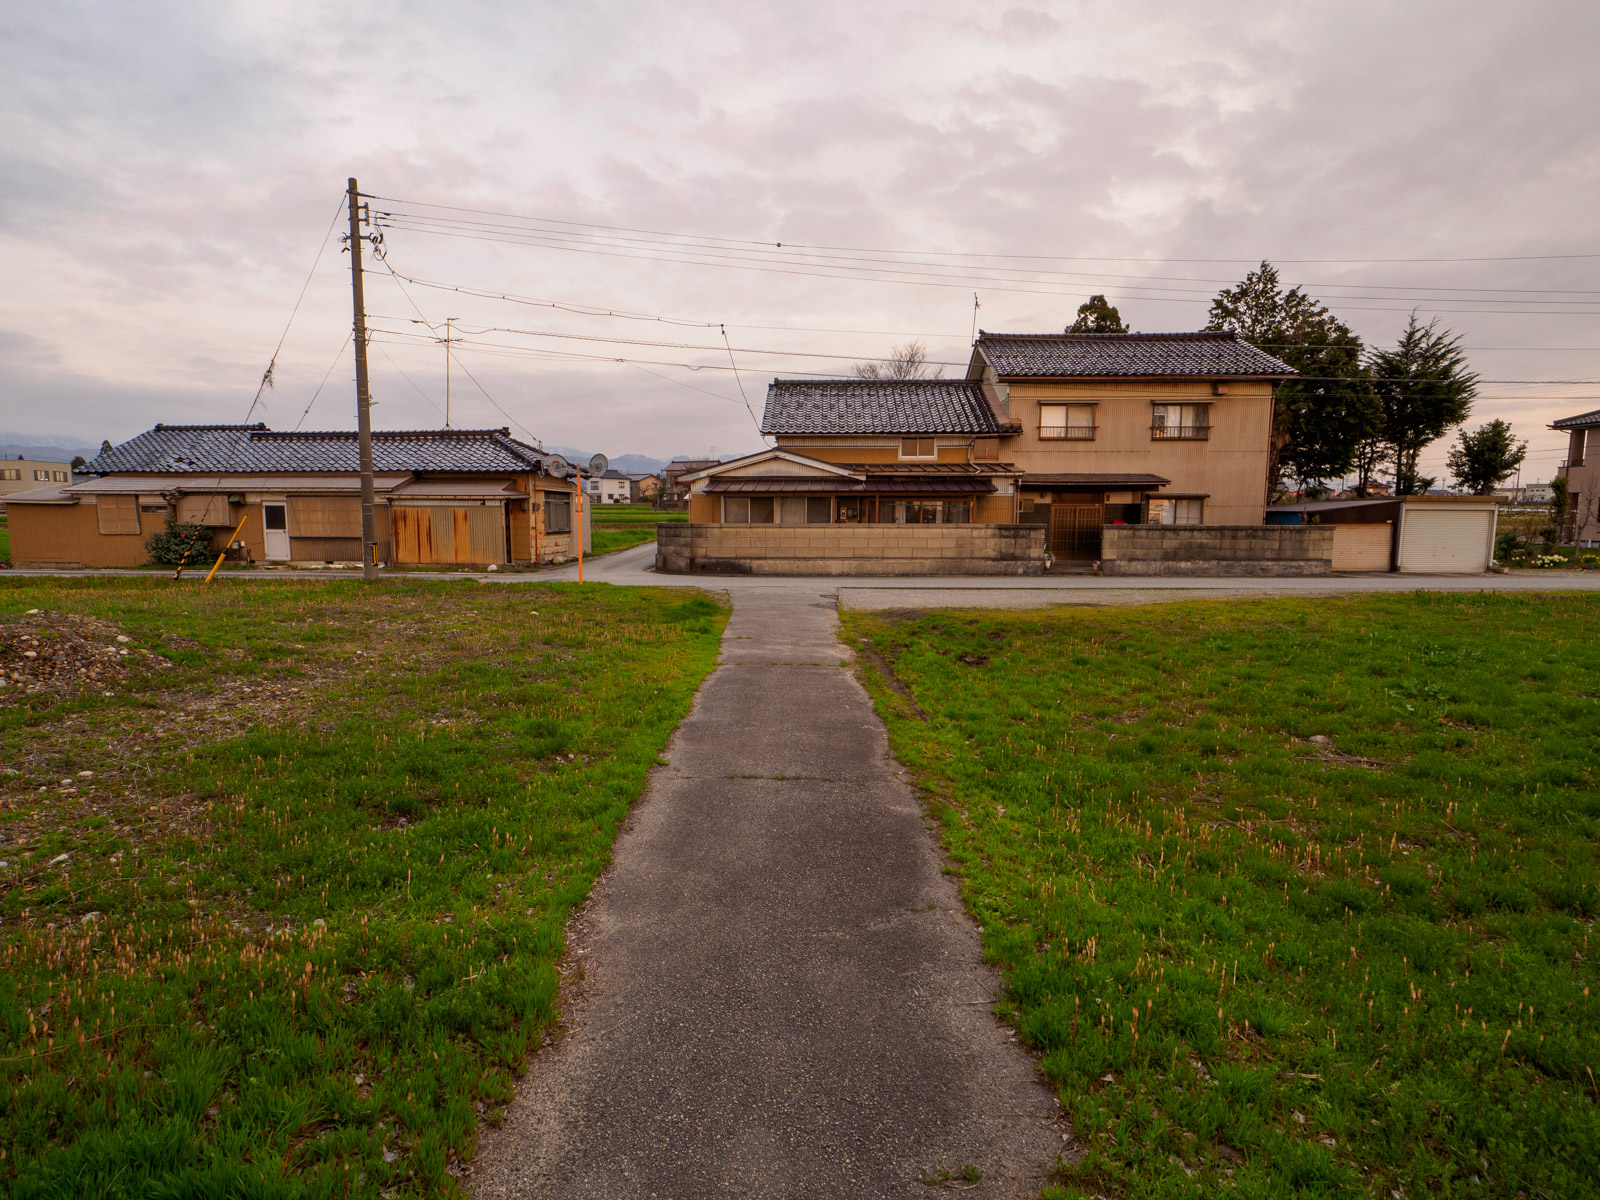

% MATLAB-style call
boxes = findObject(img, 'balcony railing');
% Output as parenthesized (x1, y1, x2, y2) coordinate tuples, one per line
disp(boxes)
(1151, 424, 1210, 440)
(1039, 425, 1098, 440)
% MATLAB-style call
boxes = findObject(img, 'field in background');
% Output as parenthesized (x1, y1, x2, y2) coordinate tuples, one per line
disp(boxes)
(846, 593, 1600, 1199)
(587, 503, 686, 558)
(0, 577, 725, 1197)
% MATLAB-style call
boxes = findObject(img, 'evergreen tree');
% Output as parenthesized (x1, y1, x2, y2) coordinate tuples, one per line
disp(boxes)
(1446, 419, 1527, 494)
(1370, 314, 1477, 495)
(1205, 262, 1379, 496)
(1067, 295, 1128, 333)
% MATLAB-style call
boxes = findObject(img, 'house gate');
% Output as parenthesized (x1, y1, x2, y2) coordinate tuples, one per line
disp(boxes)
(1049, 503, 1103, 560)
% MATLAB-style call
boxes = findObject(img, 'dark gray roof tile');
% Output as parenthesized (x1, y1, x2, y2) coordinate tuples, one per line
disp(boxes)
(1551, 408, 1600, 430)
(976, 331, 1294, 378)
(762, 379, 1000, 435)
(82, 424, 548, 475)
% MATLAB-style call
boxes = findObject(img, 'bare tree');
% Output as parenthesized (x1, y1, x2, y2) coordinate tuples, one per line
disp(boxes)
(851, 340, 943, 380)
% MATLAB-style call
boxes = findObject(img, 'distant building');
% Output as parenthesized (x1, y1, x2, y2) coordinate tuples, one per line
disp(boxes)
(627, 473, 663, 503)
(662, 459, 720, 504)
(583, 469, 634, 505)
(0, 456, 73, 507)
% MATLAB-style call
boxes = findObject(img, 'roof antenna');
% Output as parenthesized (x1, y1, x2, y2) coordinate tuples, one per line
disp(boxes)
(970, 293, 980, 344)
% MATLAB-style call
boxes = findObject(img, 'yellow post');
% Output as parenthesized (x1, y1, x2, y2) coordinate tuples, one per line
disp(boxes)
(205, 513, 251, 583)
(576, 482, 585, 584)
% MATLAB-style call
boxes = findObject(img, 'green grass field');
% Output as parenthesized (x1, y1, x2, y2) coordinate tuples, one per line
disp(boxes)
(588, 504, 686, 525)
(845, 593, 1600, 1199)
(0, 578, 725, 1197)
(589, 528, 659, 557)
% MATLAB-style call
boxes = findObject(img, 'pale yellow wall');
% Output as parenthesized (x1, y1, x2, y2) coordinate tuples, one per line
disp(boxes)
(771, 436, 980, 464)
(1000, 379, 1275, 524)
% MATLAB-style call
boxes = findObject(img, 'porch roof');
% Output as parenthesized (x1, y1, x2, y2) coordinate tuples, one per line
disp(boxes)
(1022, 472, 1171, 489)
(702, 476, 995, 496)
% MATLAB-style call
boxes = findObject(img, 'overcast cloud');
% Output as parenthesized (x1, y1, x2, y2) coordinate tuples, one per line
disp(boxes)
(2, 0, 1597, 479)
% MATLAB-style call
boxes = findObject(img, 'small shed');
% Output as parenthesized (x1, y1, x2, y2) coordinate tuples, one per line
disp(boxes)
(1266, 495, 1499, 573)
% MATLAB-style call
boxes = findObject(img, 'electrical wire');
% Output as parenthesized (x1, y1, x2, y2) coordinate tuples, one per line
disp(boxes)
(720, 325, 763, 437)
(247, 197, 347, 422)
(294, 333, 355, 430)
(362, 193, 1600, 266)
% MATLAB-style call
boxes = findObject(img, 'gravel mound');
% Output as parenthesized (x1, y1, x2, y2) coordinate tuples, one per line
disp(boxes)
(0, 609, 169, 700)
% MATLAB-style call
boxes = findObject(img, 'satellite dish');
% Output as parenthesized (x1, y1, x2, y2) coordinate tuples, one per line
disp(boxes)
(544, 454, 570, 479)
(588, 453, 609, 477)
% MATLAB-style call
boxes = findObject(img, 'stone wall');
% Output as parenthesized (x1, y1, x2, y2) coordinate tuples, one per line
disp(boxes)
(1099, 525, 1334, 576)
(656, 523, 1046, 576)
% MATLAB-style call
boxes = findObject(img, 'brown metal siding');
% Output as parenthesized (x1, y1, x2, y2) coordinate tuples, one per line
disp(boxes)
(391, 505, 506, 564)
(177, 494, 233, 525)
(288, 537, 364, 561)
(9, 504, 164, 567)
(688, 494, 720, 523)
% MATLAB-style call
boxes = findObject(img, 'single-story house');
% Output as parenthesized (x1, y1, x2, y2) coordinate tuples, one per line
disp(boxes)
(1267, 495, 1499, 572)
(6, 423, 581, 569)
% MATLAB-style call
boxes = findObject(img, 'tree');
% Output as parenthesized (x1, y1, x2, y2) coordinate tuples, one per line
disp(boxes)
(70, 455, 86, 470)
(1369, 314, 1477, 495)
(1068, 295, 1128, 333)
(851, 339, 943, 380)
(1550, 475, 1572, 543)
(1205, 262, 1379, 496)
(1446, 420, 1527, 494)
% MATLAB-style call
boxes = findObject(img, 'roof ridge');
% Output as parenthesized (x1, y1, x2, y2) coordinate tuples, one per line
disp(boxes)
(151, 422, 270, 431)
(249, 427, 516, 440)
(976, 330, 1237, 342)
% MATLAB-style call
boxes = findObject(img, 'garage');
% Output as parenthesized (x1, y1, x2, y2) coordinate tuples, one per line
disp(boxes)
(1396, 499, 1497, 573)
(1267, 495, 1498, 574)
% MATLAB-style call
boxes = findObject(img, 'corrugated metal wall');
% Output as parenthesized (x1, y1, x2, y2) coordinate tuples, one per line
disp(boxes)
(176, 494, 232, 525)
(288, 496, 362, 538)
(391, 505, 506, 564)
(95, 495, 141, 535)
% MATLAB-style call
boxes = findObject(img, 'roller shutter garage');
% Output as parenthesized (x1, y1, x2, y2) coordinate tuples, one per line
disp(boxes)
(1396, 506, 1494, 573)
(1331, 523, 1393, 571)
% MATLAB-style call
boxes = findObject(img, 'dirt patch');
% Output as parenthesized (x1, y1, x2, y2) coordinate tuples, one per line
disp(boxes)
(853, 637, 927, 720)
(1292, 735, 1393, 770)
(1, 610, 170, 701)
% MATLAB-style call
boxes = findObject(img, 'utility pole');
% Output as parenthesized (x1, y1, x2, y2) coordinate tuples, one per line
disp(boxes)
(444, 317, 458, 428)
(347, 177, 379, 580)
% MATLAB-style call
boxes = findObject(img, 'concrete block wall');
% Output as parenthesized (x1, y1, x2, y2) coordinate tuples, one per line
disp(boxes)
(1100, 525, 1334, 576)
(655, 523, 1046, 576)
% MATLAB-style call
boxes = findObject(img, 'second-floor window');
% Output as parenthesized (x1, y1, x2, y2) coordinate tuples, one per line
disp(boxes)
(0, 469, 19, 480)
(1151, 404, 1211, 439)
(1039, 405, 1097, 439)
(900, 437, 937, 459)
(971, 438, 999, 460)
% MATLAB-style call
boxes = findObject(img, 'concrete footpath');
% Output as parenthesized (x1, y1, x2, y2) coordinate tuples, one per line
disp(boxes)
(470, 586, 1064, 1199)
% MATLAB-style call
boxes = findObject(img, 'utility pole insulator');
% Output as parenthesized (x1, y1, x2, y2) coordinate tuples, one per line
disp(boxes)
(348, 177, 379, 580)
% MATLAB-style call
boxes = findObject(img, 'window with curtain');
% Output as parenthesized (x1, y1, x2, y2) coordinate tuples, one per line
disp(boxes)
(544, 493, 571, 533)
(1147, 497, 1204, 525)
(1039, 404, 1097, 439)
(1151, 404, 1211, 439)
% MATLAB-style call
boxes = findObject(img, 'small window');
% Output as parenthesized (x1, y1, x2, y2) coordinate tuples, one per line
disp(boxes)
(96, 495, 141, 535)
(941, 500, 972, 524)
(544, 493, 572, 533)
(749, 496, 774, 523)
(1039, 405, 1096, 439)
(971, 438, 999, 461)
(1147, 497, 1204, 525)
(1151, 404, 1211, 439)
(900, 437, 936, 459)
(0, 469, 18, 480)
(806, 497, 832, 523)
(33, 470, 48, 481)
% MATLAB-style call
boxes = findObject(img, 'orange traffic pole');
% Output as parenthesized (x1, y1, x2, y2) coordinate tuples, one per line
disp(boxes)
(576, 483, 585, 584)
(205, 513, 250, 584)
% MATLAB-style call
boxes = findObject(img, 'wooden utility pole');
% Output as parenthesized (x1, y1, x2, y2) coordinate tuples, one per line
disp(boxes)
(347, 177, 379, 580)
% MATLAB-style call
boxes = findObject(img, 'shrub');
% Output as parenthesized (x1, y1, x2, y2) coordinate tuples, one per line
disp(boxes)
(145, 518, 213, 565)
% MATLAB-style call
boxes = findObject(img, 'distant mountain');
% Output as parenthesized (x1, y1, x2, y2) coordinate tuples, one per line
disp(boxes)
(547, 447, 672, 475)
(0, 434, 100, 463)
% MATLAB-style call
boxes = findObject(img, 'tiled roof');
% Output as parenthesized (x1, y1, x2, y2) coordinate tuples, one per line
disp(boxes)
(80, 424, 548, 475)
(762, 379, 1001, 435)
(1023, 472, 1172, 488)
(974, 331, 1295, 378)
(1551, 408, 1600, 430)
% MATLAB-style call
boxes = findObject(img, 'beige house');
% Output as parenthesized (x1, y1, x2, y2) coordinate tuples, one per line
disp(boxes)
(1552, 407, 1600, 545)
(677, 330, 1293, 564)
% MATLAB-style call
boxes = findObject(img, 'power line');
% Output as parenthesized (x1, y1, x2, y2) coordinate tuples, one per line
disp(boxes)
(363, 193, 1600, 266)
(294, 333, 354, 430)
(720, 325, 763, 437)
(247, 197, 346, 422)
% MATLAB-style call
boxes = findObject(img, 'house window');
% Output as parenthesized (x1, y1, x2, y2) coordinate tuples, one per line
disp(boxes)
(1039, 405, 1097, 439)
(723, 496, 775, 523)
(942, 500, 972, 524)
(0, 469, 18, 480)
(1151, 404, 1211, 439)
(544, 493, 571, 534)
(807, 496, 832, 523)
(900, 437, 936, 459)
(54, 471, 69, 481)
(33, 470, 49, 481)
(971, 438, 999, 461)
(1147, 497, 1204, 525)
(835, 497, 870, 523)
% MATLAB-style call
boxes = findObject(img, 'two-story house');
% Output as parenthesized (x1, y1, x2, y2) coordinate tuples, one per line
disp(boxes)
(1552, 407, 1599, 545)
(677, 330, 1293, 563)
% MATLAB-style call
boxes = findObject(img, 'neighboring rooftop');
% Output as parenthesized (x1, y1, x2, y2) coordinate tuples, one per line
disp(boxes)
(762, 379, 1002, 436)
(1551, 408, 1600, 430)
(80, 424, 549, 475)
(973, 330, 1296, 378)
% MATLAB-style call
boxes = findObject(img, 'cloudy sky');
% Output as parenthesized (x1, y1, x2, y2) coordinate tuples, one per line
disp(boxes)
(3, 0, 1597, 481)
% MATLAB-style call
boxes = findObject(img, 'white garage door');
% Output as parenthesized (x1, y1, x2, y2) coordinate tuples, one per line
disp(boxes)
(1397, 508, 1493, 573)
